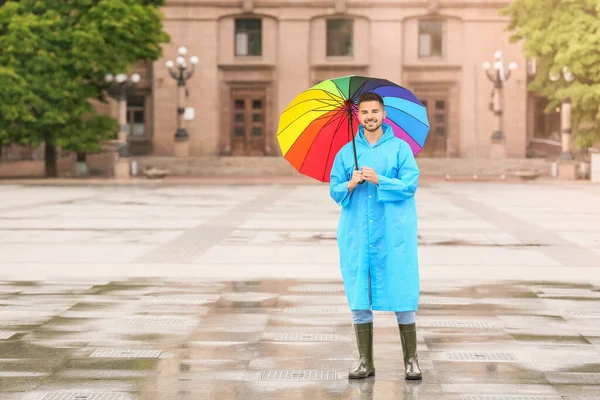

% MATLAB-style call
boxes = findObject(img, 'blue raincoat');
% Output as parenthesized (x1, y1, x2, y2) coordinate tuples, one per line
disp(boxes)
(329, 123, 420, 312)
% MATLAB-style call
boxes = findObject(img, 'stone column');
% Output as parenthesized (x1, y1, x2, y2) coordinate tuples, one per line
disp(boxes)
(557, 98, 577, 179)
(559, 98, 573, 160)
(174, 83, 190, 157)
(114, 94, 131, 179)
(490, 82, 506, 159)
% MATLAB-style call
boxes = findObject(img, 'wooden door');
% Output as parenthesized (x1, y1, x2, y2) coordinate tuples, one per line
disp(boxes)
(417, 95, 449, 157)
(231, 90, 266, 156)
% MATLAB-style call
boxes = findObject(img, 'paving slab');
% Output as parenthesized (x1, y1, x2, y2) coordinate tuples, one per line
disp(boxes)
(0, 182, 599, 398)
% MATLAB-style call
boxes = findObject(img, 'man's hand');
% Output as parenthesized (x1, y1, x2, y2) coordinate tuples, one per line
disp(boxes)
(348, 169, 363, 191)
(361, 166, 379, 185)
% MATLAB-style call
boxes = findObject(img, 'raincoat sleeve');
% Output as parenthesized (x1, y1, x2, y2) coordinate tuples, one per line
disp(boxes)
(376, 142, 419, 202)
(329, 150, 353, 207)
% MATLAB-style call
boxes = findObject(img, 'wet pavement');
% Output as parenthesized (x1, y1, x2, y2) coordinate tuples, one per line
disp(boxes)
(0, 278, 598, 399)
(0, 182, 599, 399)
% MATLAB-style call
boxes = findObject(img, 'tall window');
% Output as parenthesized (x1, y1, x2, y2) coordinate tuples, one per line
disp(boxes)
(327, 19, 353, 57)
(235, 18, 262, 56)
(126, 95, 146, 137)
(418, 20, 444, 58)
(534, 97, 560, 140)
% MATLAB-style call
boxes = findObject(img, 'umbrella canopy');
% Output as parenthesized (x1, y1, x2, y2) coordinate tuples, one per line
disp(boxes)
(277, 75, 429, 182)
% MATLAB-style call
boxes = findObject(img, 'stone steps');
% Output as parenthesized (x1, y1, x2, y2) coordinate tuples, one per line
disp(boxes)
(131, 156, 553, 178)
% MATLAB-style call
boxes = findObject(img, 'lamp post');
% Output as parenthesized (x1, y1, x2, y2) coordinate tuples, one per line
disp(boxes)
(105, 72, 140, 178)
(483, 51, 517, 144)
(549, 67, 575, 161)
(166, 46, 199, 157)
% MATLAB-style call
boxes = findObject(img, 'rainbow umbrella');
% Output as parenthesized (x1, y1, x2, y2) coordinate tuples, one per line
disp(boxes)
(277, 75, 429, 182)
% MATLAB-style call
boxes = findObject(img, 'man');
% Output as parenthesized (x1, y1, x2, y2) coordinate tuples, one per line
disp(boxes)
(329, 92, 422, 380)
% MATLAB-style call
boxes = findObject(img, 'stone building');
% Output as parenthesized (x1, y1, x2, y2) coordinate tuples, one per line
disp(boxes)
(138, 0, 542, 161)
(1, 0, 563, 177)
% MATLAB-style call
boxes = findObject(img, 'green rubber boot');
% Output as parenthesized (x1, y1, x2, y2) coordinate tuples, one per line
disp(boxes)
(348, 322, 375, 379)
(399, 323, 422, 380)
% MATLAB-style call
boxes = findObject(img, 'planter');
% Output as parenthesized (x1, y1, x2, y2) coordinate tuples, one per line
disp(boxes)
(591, 153, 600, 183)
(515, 170, 541, 181)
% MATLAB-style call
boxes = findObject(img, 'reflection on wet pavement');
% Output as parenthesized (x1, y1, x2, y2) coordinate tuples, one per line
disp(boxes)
(0, 279, 597, 399)
(1, 182, 600, 399)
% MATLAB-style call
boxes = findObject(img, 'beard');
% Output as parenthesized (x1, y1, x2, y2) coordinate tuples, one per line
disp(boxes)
(362, 119, 382, 132)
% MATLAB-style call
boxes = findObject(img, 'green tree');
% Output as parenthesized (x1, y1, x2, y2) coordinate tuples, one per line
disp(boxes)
(501, 0, 600, 148)
(0, 0, 169, 177)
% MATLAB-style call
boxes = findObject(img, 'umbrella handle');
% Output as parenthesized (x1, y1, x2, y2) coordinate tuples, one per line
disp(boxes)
(355, 166, 366, 185)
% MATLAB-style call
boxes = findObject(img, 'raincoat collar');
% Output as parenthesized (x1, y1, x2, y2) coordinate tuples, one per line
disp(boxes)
(356, 123, 395, 148)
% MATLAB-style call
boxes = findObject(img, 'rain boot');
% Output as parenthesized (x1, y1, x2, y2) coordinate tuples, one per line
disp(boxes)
(399, 323, 422, 380)
(348, 322, 375, 379)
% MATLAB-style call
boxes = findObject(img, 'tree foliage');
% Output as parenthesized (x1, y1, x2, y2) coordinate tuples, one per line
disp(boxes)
(0, 0, 169, 176)
(501, 0, 600, 148)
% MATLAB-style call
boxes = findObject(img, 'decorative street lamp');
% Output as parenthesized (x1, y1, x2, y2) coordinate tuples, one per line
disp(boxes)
(166, 46, 199, 157)
(483, 51, 517, 143)
(549, 66, 575, 160)
(105, 73, 141, 157)
(105, 72, 140, 178)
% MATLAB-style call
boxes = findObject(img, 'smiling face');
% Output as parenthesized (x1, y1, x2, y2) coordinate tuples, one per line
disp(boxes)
(358, 99, 386, 133)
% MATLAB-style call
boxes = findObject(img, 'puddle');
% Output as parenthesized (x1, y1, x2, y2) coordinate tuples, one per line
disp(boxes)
(91, 283, 153, 295)
(66, 358, 159, 371)
(303, 234, 546, 247)
(419, 238, 546, 247)
(0, 341, 72, 359)
(510, 333, 592, 344)
(1, 277, 599, 399)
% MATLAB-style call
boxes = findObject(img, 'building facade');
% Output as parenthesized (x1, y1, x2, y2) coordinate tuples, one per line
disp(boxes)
(1, 0, 564, 177)
(125, 0, 539, 161)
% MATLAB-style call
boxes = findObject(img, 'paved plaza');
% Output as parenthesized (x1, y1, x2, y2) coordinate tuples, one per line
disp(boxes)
(0, 181, 599, 399)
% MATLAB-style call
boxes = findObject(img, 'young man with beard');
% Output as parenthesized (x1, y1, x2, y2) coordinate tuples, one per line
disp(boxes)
(329, 92, 422, 380)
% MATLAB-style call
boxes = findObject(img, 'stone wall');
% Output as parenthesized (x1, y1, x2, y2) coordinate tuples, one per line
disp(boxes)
(0, 152, 116, 178)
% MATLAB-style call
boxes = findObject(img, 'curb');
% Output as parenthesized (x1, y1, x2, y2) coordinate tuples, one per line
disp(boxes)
(0, 175, 579, 186)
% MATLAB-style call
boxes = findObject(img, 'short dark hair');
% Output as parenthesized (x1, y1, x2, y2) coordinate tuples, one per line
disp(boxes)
(357, 92, 384, 108)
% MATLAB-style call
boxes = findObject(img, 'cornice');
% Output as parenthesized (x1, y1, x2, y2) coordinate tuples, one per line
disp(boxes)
(218, 63, 276, 71)
(403, 64, 462, 71)
(312, 63, 370, 70)
(163, 0, 511, 9)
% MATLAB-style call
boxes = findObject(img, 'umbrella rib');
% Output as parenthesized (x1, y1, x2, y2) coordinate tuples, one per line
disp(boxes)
(297, 108, 346, 176)
(320, 108, 349, 129)
(285, 108, 348, 153)
(324, 88, 346, 103)
(317, 84, 344, 99)
(282, 108, 345, 164)
(330, 81, 348, 100)
(349, 77, 377, 99)
(384, 104, 430, 128)
(277, 105, 340, 137)
(321, 110, 350, 181)
(377, 86, 423, 105)
(282, 97, 342, 114)
(316, 86, 346, 107)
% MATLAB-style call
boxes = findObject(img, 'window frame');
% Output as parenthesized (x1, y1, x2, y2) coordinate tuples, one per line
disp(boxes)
(417, 19, 446, 59)
(326, 18, 354, 58)
(125, 94, 149, 138)
(234, 17, 263, 57)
